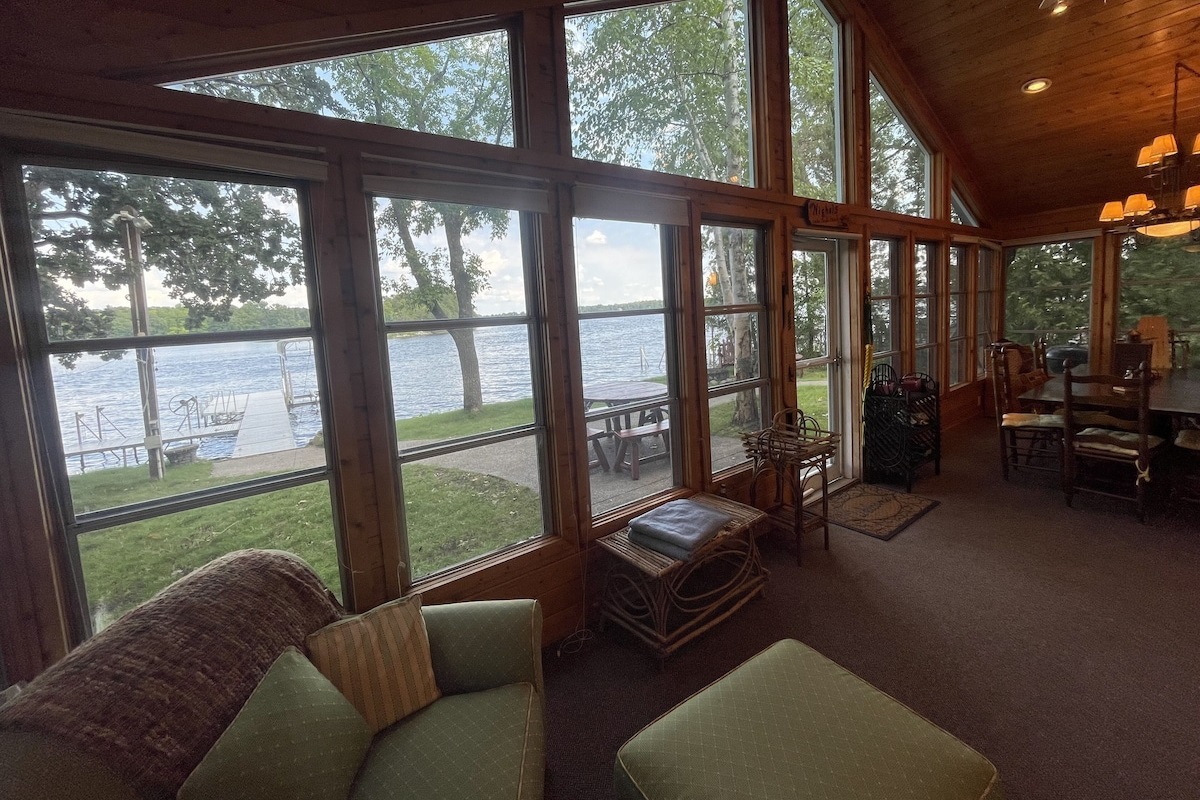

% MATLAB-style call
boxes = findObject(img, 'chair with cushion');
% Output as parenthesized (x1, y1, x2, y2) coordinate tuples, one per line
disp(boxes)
(1062, 363, 1168, 522)
(989, 343, 1063, 483)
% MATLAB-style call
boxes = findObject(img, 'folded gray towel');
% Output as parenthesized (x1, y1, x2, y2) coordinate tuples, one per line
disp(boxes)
(628, 529, 694, 561)
(628, 499, 732, 553)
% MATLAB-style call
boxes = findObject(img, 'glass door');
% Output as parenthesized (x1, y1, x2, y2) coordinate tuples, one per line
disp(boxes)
(792, 237, 845, 478)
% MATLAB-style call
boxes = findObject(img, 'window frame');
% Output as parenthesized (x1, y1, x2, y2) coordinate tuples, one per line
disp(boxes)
(948, 243, 970, 387)
(700, 221, 772, 477)
(867, 73, 932, 219)
(365, 185, 553, 585)
(4, 152, 340, 636)
(869, 236, 903, 371)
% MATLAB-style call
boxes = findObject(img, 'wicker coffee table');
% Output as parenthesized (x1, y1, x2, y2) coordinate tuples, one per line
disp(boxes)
(597, 494, 768, 663)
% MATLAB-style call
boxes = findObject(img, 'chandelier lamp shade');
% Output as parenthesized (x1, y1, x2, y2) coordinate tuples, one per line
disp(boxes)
(1100, 61, 1200, 238)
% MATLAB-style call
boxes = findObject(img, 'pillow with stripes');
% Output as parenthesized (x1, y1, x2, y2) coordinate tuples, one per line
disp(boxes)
(305, 595, 441, 734)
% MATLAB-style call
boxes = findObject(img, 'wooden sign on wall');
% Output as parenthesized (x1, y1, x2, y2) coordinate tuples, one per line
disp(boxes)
(805, 200, 847, 228)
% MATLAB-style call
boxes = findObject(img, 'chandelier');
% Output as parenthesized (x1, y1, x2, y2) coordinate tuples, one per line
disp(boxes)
(1099, 61, 1200, 238)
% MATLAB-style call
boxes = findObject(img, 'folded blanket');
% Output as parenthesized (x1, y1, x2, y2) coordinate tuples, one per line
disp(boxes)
(628, 499, 732, 553)
(629, 529, 695, 561)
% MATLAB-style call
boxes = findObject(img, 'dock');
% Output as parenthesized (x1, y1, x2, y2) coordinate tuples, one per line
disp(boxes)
(63, 389, 297, 470)
(231, 391, 296, 458)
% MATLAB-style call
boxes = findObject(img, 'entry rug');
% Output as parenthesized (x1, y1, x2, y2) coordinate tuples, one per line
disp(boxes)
(827, 483, 939, 541)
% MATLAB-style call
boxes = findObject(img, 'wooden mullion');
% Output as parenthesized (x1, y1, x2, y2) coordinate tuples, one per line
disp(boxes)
(0, 160, 73, 679)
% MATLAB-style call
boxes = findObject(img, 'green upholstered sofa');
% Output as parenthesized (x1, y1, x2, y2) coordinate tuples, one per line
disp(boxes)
(0, 550, 545, 800)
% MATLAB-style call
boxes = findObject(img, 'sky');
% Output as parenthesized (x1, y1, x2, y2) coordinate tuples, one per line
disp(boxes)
(67, 212, 668, 317)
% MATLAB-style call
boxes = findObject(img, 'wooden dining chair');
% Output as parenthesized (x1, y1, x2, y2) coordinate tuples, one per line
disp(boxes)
(1062, 363, 1168, 522)
(1113, 341, 1153, 377)
(989, 343, 1064, 483)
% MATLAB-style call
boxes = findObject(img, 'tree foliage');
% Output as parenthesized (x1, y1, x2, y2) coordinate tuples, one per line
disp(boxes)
(25, 166, 304, 366)
(789, 0, 839, 201)
(1004, 241, 1093, 345)
(1118, 234, 1200, 367)
(174, 33, 518, 411)
(869, 77, 928, 217)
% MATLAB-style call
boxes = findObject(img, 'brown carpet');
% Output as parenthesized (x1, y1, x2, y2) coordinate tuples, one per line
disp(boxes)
(542, 416, 1200, 800)
(826, 482, 939, 539)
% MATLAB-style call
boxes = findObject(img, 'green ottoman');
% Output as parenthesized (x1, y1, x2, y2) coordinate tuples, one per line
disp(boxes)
(615, 639, 1003, 800)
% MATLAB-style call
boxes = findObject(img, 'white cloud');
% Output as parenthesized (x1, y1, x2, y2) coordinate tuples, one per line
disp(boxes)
(585, 229, 607, 245)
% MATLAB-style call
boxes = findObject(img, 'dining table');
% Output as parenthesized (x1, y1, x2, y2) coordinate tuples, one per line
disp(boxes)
(1019, 367, 1200, 416)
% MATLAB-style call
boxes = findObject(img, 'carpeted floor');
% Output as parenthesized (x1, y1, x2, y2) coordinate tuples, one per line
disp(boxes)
(542, 416, 1200, 800)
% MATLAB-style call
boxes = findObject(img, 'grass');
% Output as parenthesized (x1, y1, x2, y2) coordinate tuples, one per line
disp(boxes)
(75, 459, 540, 631)
(395, 398, 534, 440)
(708, 383, 831, 439)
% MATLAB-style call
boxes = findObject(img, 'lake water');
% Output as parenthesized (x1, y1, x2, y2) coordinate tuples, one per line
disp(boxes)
(50, 315, 668, 473)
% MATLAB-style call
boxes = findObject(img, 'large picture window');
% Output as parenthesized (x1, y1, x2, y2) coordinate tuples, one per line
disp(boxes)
(566, 0, 754, 188)
(1005, 240, 1093, 346)
(702, 224, 769, 474)
(17, 163, 337, 633)
(788, 0, 840, 201)
(369, 188, 547, 581)
(170, 29, 515, 148)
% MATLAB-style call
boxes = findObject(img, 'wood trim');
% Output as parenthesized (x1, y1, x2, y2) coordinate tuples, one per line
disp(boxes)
(0, 161, 72, 680)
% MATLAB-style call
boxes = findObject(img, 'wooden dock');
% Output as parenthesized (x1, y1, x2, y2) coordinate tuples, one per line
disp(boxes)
(63, 390, 297, 469)
(231, 391, 296, 458)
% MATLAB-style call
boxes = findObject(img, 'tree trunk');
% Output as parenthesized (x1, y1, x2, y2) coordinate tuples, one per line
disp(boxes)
(390, 199, 484, 412)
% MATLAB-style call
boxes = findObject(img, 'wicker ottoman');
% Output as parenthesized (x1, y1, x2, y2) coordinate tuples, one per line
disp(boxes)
(615, 639, 1003, 800)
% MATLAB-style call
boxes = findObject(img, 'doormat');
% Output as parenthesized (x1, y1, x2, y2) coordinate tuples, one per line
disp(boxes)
(826, 483, 939, 541)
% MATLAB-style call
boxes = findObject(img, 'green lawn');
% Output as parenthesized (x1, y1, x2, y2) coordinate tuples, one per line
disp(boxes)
(76, 459, 540, 631)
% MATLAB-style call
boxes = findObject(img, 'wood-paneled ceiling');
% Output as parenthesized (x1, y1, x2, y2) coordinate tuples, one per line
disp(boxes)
(869, 0, 1200, 223)
(2, 0, 1198, 225)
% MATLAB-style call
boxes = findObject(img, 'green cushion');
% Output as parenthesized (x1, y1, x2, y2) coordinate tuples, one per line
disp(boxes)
(178, 647, 372, 800)
(0, 730, 138, 800)
(615, 639, 1002, 800)
(351, 682, 544, 800)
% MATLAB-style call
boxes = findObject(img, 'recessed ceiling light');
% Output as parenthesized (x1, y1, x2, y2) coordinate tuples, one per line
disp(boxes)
(1022, 78, 1052, 94)
(1051, 2, 1069, 15)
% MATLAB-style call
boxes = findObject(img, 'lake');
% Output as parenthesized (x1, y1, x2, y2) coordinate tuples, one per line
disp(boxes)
(50, 315, 669, 473)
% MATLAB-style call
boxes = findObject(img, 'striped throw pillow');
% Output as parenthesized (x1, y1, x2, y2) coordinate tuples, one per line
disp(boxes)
(305, 595, 441, 734)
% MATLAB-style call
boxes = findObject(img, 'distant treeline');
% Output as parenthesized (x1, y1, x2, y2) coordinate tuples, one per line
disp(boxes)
(109, 297, 662, 336)
(107, 302, 311, 336)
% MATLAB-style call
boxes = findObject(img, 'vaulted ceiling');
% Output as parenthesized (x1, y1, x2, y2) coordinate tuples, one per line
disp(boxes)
(2, 0, 1198, 227)
(868, 0, 1200, 223)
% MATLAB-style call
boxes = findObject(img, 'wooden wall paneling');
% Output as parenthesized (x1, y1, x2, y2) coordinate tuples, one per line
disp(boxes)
(416, 537, 579, 604)
(546, 187, 591, 540)
(516, 7, 567, 156)
(940, 386, 981, 430)
(1093, 233, 1120, 374)
(682, 207, 713, 489)
(752, 0, 791, 194)
(0, 166, 73, 680)
(842, 20, 869, 208)
(310, 147, 400, 610)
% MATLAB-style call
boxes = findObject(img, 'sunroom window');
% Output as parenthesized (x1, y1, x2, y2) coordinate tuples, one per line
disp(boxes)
(948, 245, 970, 386)
(702, 223, 770, 474)
(566, 0, 754, 187)
(788, 0, 841, 201)
(169, 29, 515, 148)
(869, 238, 901, 370)
(573, 187, 684, 515)
(367, 180, 548, 581)
(1005, 240, 1093, 346)
(869, 75, 930, 218)
(18, 162, 338, 633)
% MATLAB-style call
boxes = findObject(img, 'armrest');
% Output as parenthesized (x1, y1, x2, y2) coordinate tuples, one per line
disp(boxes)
(422, 599, 543, 696)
